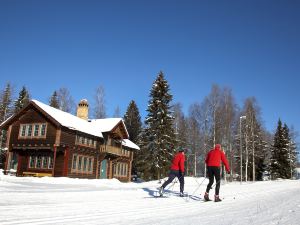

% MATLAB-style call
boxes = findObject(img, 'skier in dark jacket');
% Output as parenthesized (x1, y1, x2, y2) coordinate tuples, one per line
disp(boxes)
(158, 149, 185, 197)
(204, 144, 230, 202)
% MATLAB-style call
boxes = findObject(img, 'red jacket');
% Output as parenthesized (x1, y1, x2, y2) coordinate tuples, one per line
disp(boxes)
(170, 152, 185, 172)
(205, 144, 230, 172)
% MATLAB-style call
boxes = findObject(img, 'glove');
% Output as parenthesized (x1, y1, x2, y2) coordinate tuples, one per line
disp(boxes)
(226, 170, 230, 174)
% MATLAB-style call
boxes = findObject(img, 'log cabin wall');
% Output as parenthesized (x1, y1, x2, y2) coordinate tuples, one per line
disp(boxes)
(54, 150, 64, 177)
(67, 147, 99, 179)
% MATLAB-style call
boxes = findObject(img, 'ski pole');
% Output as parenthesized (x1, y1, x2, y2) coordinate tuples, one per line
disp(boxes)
(189, 177, 207, 199)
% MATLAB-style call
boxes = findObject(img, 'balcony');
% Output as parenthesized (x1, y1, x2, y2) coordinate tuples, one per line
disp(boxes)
(99, 145, 131, 157)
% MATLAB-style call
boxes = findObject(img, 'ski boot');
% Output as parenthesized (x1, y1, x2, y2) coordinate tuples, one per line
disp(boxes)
(180, 192, 184, 197)
(158, 186, 164, 196)
(204, 192, 210, 201)
(214, 195, 222, 202)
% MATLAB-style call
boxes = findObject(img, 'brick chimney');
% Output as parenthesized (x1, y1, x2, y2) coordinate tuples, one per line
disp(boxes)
(76, 99, 89, 120)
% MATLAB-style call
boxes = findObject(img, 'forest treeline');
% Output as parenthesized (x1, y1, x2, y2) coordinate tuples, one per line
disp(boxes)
(0, 71, 299, 181)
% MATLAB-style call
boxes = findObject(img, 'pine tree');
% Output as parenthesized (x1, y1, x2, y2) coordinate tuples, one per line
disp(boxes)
(284, 124, 298, 178)
(0, 83, 14, 161)
(123, 100, 142, 176)
(124, 100, 142, 143)
(269, 119, 290, 179)
(14, 86, 30, 113)
(49, 91, 60, 109)
(140, 71, 176, 180)
(0, 83, 14, 123)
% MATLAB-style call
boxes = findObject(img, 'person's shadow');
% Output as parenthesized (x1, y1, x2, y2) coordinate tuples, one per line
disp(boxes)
(142, 187, 179, 198)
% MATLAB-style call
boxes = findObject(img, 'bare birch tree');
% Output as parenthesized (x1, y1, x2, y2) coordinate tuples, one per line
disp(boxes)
(93, 85, 107, 119)
(187, 103, 202, 176)
(57, 87, 75, 113)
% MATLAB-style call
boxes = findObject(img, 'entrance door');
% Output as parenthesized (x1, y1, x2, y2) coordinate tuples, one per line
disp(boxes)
(100, 160, 107, 179)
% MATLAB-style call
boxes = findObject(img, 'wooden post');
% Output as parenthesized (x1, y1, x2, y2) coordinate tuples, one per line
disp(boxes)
(63, 146, 69, 177)
(52, 145, 57, 177)
(4, 151, 10, 174)
(4, 125, 12, 174)
(17, 154, 22, 176)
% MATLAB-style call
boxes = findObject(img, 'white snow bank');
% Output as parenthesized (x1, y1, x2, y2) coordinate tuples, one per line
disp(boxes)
(0, 175, 299, 225)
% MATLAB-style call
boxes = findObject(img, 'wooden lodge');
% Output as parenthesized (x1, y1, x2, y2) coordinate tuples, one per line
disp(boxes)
(0, 99, 139, 182)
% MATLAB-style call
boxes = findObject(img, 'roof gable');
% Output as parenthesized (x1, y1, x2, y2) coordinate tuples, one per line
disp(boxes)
(89, 118, 129, 138)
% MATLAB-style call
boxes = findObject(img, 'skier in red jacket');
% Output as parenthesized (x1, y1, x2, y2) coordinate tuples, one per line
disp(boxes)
(204, 144, 230, 202)
(158, 149, 185, 197)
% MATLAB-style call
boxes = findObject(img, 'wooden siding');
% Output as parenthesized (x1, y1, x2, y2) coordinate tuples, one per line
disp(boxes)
(54, 151, 64, 177)
(9, 108, 57, 149)
(67, 147, 98, 179)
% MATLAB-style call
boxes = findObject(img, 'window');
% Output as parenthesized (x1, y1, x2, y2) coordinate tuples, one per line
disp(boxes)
(48, 157, 53, 169)
(88, 158, 92, 172)
(42, 157, 48, 169)
(41, 124, 46, 136)
(114, 162, 128, 177)
(75, 135, 96, 149)
(83, 157, 87, 171)
(19, 123, 47, 138)
(71, 154, 94, 174)
(21, 125, 26, 137)
(29, 156, 35, 168)
(28, 155, 53, 169)
(34, 124, 40, 136)
(27, 125, 33, 137)
(78, 156, 82, 171)
(36, 156, 42, 168)
(72, 155, 77, 170)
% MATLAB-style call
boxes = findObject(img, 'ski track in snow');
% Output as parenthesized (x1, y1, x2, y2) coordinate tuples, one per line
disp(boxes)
(0, 176, 299, 225)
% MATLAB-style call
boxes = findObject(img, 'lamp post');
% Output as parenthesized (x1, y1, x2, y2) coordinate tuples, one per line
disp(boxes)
(204, 118, 208, 177)
(240, 116, 246, 184)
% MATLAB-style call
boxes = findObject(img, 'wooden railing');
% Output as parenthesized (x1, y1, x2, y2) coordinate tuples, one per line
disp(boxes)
(100, 145, 130, 157)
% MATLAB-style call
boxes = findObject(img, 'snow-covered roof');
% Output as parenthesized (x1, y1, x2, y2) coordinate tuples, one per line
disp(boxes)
(32, 100, 103, 138)
(0, 115, 13, 127)
(89, 118, 129, 136)
(122, 139, 140, 150)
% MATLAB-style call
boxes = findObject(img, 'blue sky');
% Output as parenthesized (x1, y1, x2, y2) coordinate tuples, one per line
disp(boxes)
(0, 0, 299, 142)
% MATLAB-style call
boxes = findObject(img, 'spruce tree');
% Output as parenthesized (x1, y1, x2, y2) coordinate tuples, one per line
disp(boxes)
(123, 100, 142, 176)
(0, 83, 14, 123)
(140, 71, 176, 180)
(269, 119, 290, 179)
(0, 83, 13, 160)
(124, 100, 142, 143)
(14, 86, 30, 113)
(49, 91, 60, 109)
(283, 124, 298, 178)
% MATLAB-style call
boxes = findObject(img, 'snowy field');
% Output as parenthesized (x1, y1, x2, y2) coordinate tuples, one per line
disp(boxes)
(0, 171, 299, 225)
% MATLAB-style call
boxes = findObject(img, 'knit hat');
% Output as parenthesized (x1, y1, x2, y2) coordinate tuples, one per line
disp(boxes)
(215, 144, 221, 149)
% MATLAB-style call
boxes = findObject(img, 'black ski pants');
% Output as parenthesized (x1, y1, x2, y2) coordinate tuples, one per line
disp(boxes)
(162, 170, 184, 193)
(206, 166, 221, 195)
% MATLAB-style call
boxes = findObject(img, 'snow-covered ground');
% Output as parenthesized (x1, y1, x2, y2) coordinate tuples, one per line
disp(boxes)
(0, 171, 299, 225)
